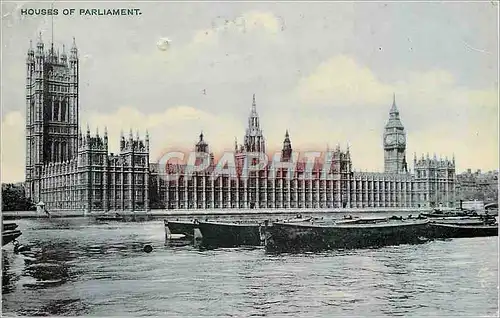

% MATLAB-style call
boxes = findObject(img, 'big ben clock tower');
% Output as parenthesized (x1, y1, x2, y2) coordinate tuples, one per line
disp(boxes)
(383, 94, 408, 174)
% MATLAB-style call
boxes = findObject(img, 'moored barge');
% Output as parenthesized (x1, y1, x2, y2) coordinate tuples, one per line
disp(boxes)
(2, 223, 22, 247)
(197, 221, 265, 248)
(426, 216, 496, 226)
(164, 219, 199, 239)
(264, 219, 430, 253)
(428, 223, 498, 239)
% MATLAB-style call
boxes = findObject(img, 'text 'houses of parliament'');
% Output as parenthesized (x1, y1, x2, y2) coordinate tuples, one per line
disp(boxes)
(24, 37, 457, 212)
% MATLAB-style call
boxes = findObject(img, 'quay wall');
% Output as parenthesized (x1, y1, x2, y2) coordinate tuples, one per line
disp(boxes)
(2, 207, 437, 219)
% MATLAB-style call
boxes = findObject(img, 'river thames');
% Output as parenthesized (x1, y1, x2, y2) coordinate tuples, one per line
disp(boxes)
(2, 217, 498, 317)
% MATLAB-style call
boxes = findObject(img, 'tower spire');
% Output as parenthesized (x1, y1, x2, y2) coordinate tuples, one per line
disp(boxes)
(50, 2, 55, 56)
(244, 93, 265, 153)
(390, 93, 398, 115)
(252, 93, 256, 112)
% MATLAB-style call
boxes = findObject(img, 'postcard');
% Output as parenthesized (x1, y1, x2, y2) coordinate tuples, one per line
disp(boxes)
(1, 1, 498, 317)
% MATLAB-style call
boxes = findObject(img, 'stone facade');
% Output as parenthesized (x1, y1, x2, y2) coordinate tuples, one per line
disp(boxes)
(25, 37, 149, 212)
(38, 128, 150, 213)
(25, 35, 79, 202)
(457, 169, 498, 202)
(25, 38, 457, 211)
(149, 95, 457, 209)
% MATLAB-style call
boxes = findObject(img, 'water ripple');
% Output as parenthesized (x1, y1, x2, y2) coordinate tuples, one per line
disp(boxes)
(2, 218, 498, 317)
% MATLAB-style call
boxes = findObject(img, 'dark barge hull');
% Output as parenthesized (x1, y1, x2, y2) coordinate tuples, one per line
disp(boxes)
(95, 217, 124, 222)
(265, 220, 429, 253)
(197, 221, 263, 248)
(2, 223, 22, 246)
(2, 230, 22, 246)
(164, 220, 198, 239)
(427, 217, 496, 226)
(2, 223, 19, 232)
(429, 223, 498, 239)
(421, 210, 478, 218)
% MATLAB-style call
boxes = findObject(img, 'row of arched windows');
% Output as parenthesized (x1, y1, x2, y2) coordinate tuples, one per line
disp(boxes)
(49, 141, 71, 162)
(45, 98, 70, 122)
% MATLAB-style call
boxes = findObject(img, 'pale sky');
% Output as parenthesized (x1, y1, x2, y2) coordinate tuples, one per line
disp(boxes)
(1, 1, 498, 183)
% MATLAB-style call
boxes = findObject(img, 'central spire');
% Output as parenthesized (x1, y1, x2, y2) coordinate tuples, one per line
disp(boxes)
(248, 93, 260, 130)
(251, 93, 257, 114)
(243, 94, 266, 153)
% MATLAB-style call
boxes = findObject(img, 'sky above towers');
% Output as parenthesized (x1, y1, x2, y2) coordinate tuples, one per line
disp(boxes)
(1, 1, 498, 183)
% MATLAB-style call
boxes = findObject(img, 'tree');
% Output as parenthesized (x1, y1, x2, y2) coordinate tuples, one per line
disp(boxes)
(1, 183, 35, 211)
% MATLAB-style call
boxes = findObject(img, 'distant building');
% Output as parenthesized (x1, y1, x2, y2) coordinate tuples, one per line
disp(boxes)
(24, 38, 457, 211)
(457, 169, 498, 202)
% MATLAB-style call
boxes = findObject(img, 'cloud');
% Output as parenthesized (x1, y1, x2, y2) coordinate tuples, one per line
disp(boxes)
(294, 55, 495, 113)
(94, 10, 285, 101)
(1, 106, 244, 183)
(296, 55, 392, 106)
(192, 11, 281, 45)
(1, 6, 497, 183)
(1, 111, 25, 183)
(291, 54, 498, 171)
(82, 106, 244, 162)
(141, 11, 282, 69)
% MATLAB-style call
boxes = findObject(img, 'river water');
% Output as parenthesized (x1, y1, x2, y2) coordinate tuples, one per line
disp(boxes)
(2, 217, 499, 317)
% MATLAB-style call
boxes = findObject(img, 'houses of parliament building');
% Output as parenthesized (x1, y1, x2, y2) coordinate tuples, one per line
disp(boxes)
(25, 38, 457, 212)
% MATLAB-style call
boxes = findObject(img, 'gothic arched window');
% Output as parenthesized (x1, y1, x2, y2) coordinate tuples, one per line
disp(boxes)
(61, 142, 67, 161)
(53, 100, 59, 121)
(51, 141, 57, 162)
(61, 100, 66, 122)
(30, 99, 35, 123)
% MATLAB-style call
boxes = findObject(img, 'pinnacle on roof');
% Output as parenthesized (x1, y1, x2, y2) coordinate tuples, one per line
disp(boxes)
(385, 93, 404, 130)
(390, 93, 397, 112)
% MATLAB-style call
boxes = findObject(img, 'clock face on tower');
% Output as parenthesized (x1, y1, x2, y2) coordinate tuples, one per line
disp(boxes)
(384, 134, 396, 146)
(398, 134, 406, 146)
